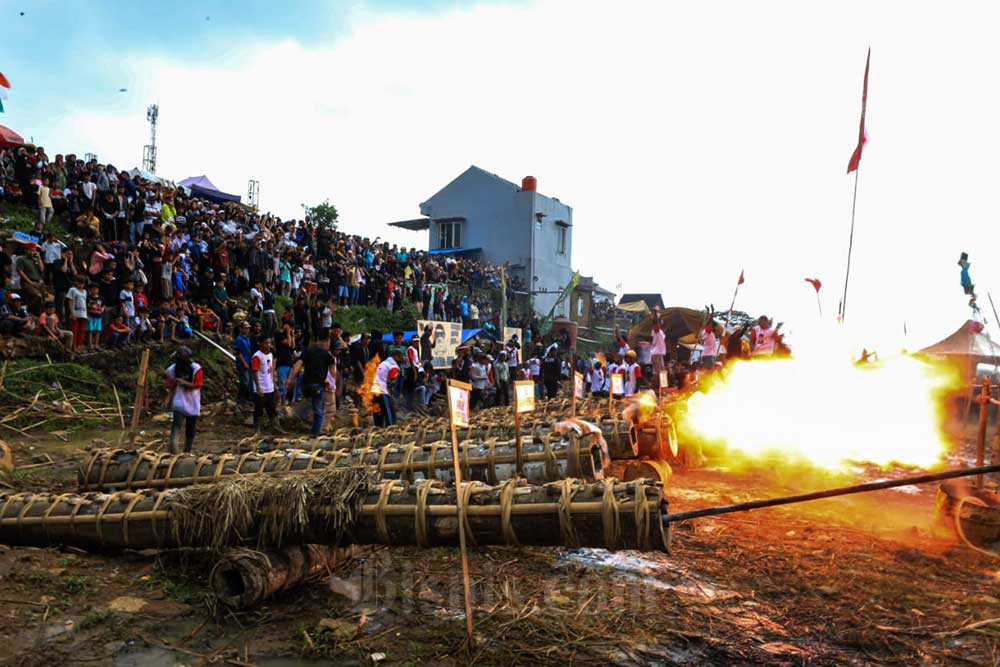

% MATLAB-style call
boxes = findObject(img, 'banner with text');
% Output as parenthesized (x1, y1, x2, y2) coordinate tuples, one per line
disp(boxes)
(448, 380, 471, 427)
(418, 320, 463, 369)
(514, 380, 535, 414)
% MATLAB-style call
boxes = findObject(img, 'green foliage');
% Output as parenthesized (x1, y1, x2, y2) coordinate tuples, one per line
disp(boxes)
(0, 200, 66, 239)
(305, 200, 339, 230)
(274, 294, 293, 320)
(335, 302, 418, 336)
(79, 608, 113, 630)
(64, 574, 96, 595)
(143, 568, 204, 605)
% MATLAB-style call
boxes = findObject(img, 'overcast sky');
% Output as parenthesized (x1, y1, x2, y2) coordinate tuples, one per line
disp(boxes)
(4, 0, 998, 352)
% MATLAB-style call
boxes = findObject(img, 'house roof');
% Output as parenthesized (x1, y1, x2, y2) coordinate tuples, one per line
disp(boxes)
(387, 215, 465, 231)
(619, 293, 665, 311)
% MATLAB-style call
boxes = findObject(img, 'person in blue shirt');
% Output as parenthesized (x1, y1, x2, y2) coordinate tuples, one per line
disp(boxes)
(460, 295, 469, 326)
(234, 320, 253, 404)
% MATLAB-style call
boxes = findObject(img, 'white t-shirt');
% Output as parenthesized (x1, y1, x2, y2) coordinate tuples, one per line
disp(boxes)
(529, 358, 541, 377)
(166, 362, 203, 417)
(605, 362, 620, 392)
(375, 358, 400, 394)
(67, 286, 88, 319)
(752, 326, 777, 356)
(650, 328, 666, 356)
(702, 331, 718, 357)
(251, 350, 275, 394)
(80, 181, 97, 200)
(119, 289, 135, 318)
(590, 368, 605, 393)
(470, 362, 489, 390)
(624, 362, 641, 396)
(506, 345, 519, 367)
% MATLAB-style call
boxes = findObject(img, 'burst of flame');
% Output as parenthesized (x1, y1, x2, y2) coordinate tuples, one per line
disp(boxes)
(684, 352, 959, 471)
(360, 355, 382, 415)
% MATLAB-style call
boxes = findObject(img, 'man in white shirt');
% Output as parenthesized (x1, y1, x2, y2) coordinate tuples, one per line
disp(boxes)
(750, 316, 778, 357)
(373, 347, 405, 426)
(251, 337, 282, 434)
(470, 353, 490, 410)
(623, 350, 642, 396)
(506, 336, 520, 375)
(80, 173, 97, 209)
(66, 275, 89, 351)
(590, 361, 606, 397)
(700, 324, 719, 368)
(165, 346, 203, 453)
(649, 307, 667, 377)
(119, 279, 136, 322)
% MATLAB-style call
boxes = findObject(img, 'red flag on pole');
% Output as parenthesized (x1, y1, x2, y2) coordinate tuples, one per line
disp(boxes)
(737, 270, 745, 285)
(805, 278, 822, 292)
(847, 49, 870, 173)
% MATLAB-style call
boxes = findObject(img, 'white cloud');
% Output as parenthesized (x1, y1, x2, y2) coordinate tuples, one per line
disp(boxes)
(38, 0, 1000, 351)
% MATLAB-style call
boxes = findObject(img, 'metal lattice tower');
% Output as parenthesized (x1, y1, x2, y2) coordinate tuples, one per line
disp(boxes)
(142, 104, 158, 174)
(247, 179, 260, 209)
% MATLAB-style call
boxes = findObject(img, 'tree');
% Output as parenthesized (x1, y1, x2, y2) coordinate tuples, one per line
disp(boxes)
(305, 200, 339, 230)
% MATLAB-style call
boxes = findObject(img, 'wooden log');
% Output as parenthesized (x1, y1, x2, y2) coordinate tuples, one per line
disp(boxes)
(79, 430, 610, 491)
(210, 544, 351, 608)
(0, 475, 669, 553)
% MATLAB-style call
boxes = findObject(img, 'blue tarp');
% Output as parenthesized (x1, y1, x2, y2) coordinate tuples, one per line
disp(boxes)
(178, 175, 241, 204)
(428, 247, 482, 256)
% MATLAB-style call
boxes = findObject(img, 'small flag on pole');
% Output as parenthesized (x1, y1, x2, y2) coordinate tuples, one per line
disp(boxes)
(0, 70, 10, 113)
(805, 278, 822, 292)
(737, 270, 745, 285)
(847, 49, 871, 173)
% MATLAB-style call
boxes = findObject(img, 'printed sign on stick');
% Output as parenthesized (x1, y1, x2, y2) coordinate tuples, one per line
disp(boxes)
(574, 371, 585, 399)
(448, 380, 471, 427)
(611, 373, 624, 396)
(514, 380, 535, 414)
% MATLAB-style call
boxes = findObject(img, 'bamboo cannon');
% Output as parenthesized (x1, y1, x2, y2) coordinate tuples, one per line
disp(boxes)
(245, 415, 638, 460)
(79, 429, 611, 491)
(210, 544, 352, 608)
(0, 475, 670, 552)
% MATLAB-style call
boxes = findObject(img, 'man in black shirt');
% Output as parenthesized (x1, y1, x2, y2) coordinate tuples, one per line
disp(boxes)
(285, 328, 336, 437)
(419, 324, 433, 365)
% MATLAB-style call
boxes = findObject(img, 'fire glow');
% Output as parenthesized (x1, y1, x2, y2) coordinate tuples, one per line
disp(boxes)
(684, 354, 958, 471)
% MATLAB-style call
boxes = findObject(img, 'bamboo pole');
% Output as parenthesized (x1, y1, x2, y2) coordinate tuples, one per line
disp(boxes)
(663, 464, 1000, 524)
(127, 349, 152, 446)
(977, 377, 991, 487)
(447, 379, 475, 649)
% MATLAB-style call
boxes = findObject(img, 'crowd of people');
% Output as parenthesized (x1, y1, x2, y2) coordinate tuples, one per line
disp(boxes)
(0, 144, 528, 354)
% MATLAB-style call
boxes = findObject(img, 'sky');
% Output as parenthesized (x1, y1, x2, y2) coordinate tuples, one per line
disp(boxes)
(3, 0, 999, 353)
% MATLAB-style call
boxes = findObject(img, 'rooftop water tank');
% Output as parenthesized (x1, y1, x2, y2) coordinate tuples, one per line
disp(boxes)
(521, 176, 537, 191)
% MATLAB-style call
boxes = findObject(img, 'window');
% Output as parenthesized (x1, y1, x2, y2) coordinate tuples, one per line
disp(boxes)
(557, 225, 567, 255)
(577, 296, 584, 317)
(438, 221, 461, 250)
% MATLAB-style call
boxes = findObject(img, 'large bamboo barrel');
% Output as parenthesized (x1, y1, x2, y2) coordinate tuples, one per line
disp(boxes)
(1, 475, 669, 553)
(210, 544, 352, 608)
(79, 431, 609, 492)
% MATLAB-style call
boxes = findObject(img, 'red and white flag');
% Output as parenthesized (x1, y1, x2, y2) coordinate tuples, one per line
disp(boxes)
(805, 278, 822, 292)
(0, 70, 9, 112)
(847, 49, 870, 173)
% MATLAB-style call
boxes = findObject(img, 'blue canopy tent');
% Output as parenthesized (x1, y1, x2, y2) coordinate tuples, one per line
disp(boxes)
(178, 175, 241, 204)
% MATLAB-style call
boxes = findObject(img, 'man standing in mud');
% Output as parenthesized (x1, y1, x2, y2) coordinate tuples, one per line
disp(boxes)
(164, 346, 203, 453)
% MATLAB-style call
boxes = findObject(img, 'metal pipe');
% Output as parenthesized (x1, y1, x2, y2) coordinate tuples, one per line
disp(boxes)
(663, 464, 1000, 524)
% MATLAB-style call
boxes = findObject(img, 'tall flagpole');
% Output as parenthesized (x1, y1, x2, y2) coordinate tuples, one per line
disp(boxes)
(841, 167, 861, 321)
(841, 47, 870, 323)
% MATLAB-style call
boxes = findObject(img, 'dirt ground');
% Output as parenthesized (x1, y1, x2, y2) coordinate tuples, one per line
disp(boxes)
(1, 411, 1000, 666)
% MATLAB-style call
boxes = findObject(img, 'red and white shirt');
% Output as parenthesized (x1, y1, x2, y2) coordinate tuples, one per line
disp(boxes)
(624, 362, 642, 395)
(251, 350, 275, 394)
(166, 362, 203, 416)
(375, 358, 400, 394)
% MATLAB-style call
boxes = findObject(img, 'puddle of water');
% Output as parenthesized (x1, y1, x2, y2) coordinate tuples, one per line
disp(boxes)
(559, 548, 740, 602)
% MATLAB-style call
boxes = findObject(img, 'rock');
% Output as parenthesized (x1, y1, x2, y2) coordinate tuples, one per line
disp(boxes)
(817, 586, 837, 596)
(107, 596, 148, 613)
(329, 575, 362, 602)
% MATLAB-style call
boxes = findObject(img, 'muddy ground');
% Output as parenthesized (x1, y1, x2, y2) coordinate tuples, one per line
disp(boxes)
(1, 409, 999, 666)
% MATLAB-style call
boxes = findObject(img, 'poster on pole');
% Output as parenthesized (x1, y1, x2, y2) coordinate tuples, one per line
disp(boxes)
(418, 320, 463, 369)
(610, 373, 625, 396)
(514, 380, 535, 414)
(574, 371, 585, 399)
(658, 370, 669, 390)
(448, 380, 471, 428)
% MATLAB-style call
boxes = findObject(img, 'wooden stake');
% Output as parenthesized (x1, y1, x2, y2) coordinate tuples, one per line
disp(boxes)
(112, 383, 126, 430)
(977, 377, 991, 487)
(514, 408, 523, 476)
(571, 354, 577, 418)
(446, 380, 475, 649)
(128, 349, 152, 447)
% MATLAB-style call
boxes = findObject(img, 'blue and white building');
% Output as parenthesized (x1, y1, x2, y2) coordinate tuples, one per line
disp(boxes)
(389, 165, 574, 316)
